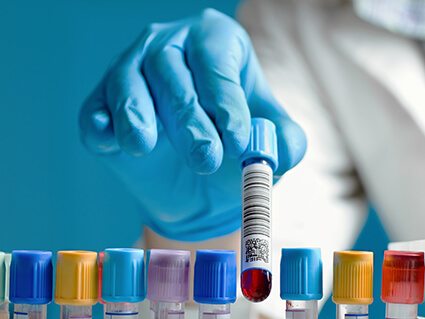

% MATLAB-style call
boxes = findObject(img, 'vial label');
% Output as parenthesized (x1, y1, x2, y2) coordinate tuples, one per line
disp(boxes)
(242, 163, 273, 272)
(150, 310, 184, 319)
(345, 315, 368, 318)
(14, 312, 28, 319)
(202, 313, 230, 319)
(286, 309, 307, 319)
(69, 314, 92, 319)
(15, 313, 44, 319)
(105, 312, 138, 319)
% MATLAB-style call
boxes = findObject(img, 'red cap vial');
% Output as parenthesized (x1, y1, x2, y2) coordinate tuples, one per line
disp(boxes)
(381, 250, 425, 304)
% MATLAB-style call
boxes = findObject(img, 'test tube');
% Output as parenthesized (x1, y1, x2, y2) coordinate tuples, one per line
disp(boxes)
(333, 251, 373, 319)
(147, 249, 190, 319)
(381, 250, 424, 319)
(102, 248, 145, 319)
(280, 248, 323, 319)
(239, 118, 278, 302)
(3, 253, 11, 319)
(9, 251, 53, 319)
(98, 252, 106, 305)
(54, 251, 98, 319)
(0, 252, 8, 319)
(194, 250, 237, 319)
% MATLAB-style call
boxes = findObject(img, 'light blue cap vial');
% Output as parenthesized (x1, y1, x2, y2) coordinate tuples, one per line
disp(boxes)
(9, 250, 53, 304)
(102, 248, 145, 303)
(194, 250, 237, 304)
(239, 118, 278, 172)
(280, 248, 323, 301)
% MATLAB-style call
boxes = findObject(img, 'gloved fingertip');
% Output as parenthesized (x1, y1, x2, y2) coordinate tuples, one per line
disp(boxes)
(118, 127, 158, 156)
(189, 139, 223, 174)
(222, 129, 250, 159)
(116, 117, 158, 156)
(92, 109, 111, 131)
(115, 99, 158, 156)
(80, 109, 120, 154)
(274, 118, 307, 176)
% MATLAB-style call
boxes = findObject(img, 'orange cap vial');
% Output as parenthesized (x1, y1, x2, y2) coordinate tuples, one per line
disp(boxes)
(381, 250, 424, 304)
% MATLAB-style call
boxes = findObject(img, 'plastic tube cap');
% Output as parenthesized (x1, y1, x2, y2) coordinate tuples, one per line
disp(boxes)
(9, 250, 53, 305)
(54, 251, 98, 306)
(239, 118, 278, 172)
(194, 250, 237, 304)
(280, 248, 323, 301)
(333, 251, 373, 305)
(0, 252, 4, 303)
(381, 250, 424, 304)
(147, 249, 190, 303)
(102, 248, 145, 303)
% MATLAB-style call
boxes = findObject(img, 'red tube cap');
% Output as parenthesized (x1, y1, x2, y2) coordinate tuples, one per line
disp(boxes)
(381, 250, 424, 304)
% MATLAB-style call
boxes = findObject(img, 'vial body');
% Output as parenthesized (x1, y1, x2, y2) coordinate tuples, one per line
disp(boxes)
(150, 301, 184, 319)
(198, 304, 230, 319)
(241, 160, 273, 302)
(385, 303, 417, 319)
(60, 305, 92, 319)
(104, 302, 139, 319)
(286, 300, 318, 319)
(13, 304, 47, 319)
(336, 304, 368, 319)
(0, 301, 9, 319)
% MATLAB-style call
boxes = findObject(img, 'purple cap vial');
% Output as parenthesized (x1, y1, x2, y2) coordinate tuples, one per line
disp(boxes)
(147, 249, 190, 303)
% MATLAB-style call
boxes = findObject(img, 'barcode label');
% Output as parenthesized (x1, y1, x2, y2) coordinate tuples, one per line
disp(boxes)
(242, 163, 273, 272)
(286, 309, 307, 319)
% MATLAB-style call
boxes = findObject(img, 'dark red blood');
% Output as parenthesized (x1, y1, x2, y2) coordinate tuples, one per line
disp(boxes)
(241, 269, 272, 302)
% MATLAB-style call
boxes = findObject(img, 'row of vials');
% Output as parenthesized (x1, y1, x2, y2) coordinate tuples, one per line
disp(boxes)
(0, 248, 423, 319)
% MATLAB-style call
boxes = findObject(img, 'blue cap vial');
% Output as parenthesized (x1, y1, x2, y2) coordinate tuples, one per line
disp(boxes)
(9, 250, 53, 304)
(194, 250, 237, 304)
(280, 248, 323, 301)
(102, 248, 145, 303)
(239, 118, 278, 172)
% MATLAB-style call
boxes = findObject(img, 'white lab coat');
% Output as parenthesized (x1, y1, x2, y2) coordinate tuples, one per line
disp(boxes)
(235, 0, 425, 318)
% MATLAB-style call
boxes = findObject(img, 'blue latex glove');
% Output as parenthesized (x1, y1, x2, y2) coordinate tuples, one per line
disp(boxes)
(79, 9, 307, 241)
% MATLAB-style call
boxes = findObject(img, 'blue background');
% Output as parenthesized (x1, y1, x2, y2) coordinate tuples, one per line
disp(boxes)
(0, 1, 417, 318)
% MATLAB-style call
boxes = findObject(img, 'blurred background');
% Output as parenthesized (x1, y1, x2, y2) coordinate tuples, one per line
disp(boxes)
(0, 0, 415, 318)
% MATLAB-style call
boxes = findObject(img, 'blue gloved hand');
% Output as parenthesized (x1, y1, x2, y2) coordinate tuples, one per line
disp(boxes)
(79, 9, 307, 241)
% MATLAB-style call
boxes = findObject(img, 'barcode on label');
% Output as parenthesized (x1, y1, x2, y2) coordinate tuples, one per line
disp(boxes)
(242, 163, 273, 272)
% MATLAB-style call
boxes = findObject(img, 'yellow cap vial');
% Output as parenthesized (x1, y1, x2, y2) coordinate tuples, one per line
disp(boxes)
(333, 251, 373, 305)
(54, 251, 98, 306)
